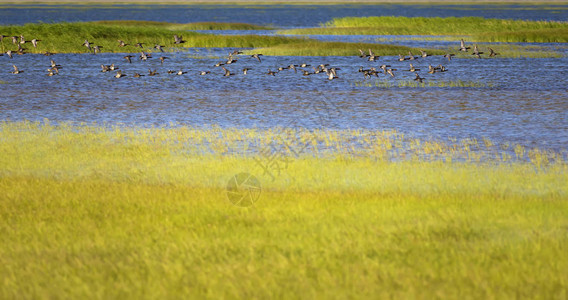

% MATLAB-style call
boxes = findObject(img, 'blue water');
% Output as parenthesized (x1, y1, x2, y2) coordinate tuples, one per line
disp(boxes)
(1, 4, 567, 152)
(1, 3, 567, 27)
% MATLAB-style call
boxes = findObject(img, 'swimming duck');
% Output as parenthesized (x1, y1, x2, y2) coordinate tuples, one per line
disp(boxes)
(114, 70, 126, 78)
(414, 72, 425, 83)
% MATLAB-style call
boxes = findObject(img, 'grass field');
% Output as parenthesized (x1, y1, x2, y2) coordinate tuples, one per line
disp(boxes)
(1, 121, 567, 299)
(280, 16, 568, 43)
(0, 21, 439, 56)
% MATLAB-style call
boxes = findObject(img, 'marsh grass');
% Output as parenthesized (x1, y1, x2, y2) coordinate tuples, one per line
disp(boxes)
(92, 20, 272, 30)
(280, 16, 568, 43)
(0, 21, 441, 56)
(0, 22, 296, 54)
(0, 120, 567, 298)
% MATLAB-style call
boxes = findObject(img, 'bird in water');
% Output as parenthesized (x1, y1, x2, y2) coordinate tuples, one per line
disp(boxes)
(114, 70, 126, 78)
(407, 63, 420, 72)
(222, 67, 235, 77)
(148, 69, 159, 76)
(124, 55, 134, 63)
(368, 49, 378, 61)
(11, 65, 22, 74)
(414, 72, 425, 83)
(266, 69, 278, 76)
(199, 71, 210, 75)
(242, 68, 251, 75)
(159, 56, 169, 65)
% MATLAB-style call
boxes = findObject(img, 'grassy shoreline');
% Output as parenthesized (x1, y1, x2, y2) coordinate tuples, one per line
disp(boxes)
(280, 16, 568, 43)
(0, 121, 567, 298)
(0, 21, 441, 56)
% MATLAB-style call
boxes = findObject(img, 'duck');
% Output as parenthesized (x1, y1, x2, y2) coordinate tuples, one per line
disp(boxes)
(11, 64, 22, 74)
(133, 73, 144, 78)
(419, 50, 430, 58)
(242, 68, 251, 75)
(155, 44, 165, 52)
(199, 71, 210, 75)
(135, 42, 144, 48)
(31, 39, 41, 48)
(6, 50, 13, 59)
(82, 39, 91, 51)
(414, 72, 425, 83)
(488, 47, 499, 57)
(176, 70, 187, 75)
(408, 63, 420, 72)
(266, 68, 278, 76)
(368, 49, 378, 61)
(173, 34, 185, 44)
(124, 55, 134, 63)
(472, 45, 483, 58)
(251, 53, 263, 62)
(459, 39, 470, 52)
(222, 67, 235, 76)
(443, 53, 455, 61)
(148, 69, 159, 76)
(92, 45, 103, 54)
(159, 56, 169, 64)
(114, 70, 126, 78)
(139, 52, 149, 61)
(117, 40, 129, 47)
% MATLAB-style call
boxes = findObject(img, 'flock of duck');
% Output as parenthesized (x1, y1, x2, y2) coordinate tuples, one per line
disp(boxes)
(2, 34, 499, 82)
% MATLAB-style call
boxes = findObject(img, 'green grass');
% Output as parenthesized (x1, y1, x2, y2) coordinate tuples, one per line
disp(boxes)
(0, 21, 441, 56)
(92, 20, 272, 30)
(0, 120, 567, 299)
(280, 16, 568, 43)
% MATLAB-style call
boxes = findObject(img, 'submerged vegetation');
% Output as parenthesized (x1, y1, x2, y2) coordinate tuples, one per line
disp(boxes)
(280, 16, 568, 43)
(0, 120, 567, 298)
(0, 21, 439, 56)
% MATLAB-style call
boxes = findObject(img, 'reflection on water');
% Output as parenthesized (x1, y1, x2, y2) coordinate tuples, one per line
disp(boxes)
(1, 49, 567, 152)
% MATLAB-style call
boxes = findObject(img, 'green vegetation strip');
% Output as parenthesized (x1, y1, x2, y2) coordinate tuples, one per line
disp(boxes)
(280, 16, 568, 43)
(0, 121, 566, 298)
(0, 21, 441, 56)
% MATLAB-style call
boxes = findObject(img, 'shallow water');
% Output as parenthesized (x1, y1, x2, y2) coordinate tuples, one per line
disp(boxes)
(1, 4, 568, 152)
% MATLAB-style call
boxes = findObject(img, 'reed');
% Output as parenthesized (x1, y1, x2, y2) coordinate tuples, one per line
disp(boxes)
(280, 16, 568, 43)
(0, 120, 566, 299)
